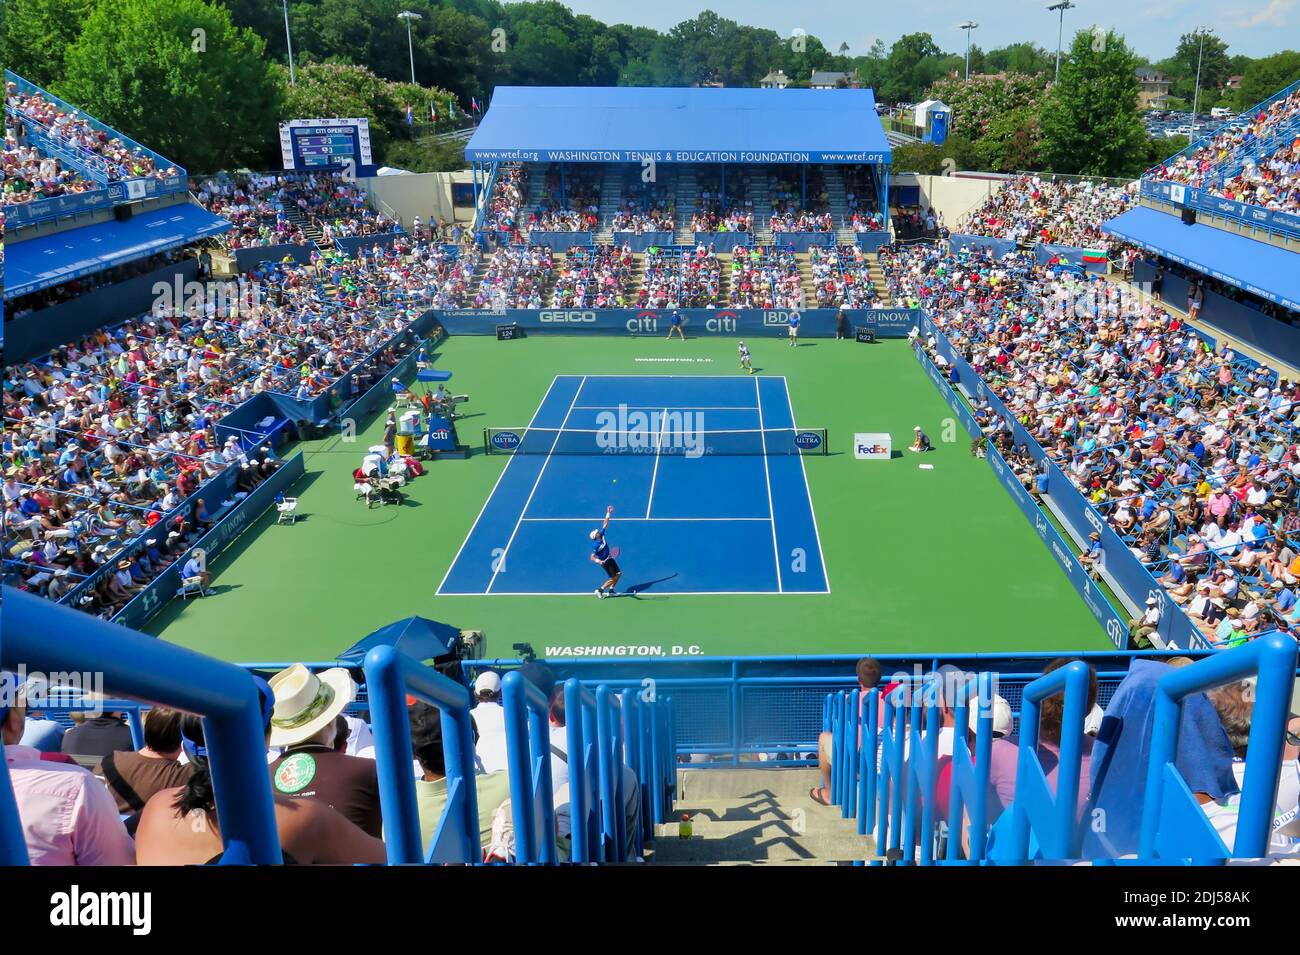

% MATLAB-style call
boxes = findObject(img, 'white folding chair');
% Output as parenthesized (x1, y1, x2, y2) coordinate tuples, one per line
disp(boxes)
(276, 495, 298, 524)
(178, 576, 208, 600)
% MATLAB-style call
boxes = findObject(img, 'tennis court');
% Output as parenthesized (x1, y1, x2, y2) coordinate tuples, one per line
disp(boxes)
(438, 375, 829, 596)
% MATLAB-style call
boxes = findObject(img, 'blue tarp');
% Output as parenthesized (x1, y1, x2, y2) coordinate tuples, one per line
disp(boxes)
(5, 202, 231, 299)
(465, 87, 891, 164)
(1102, 206, 1300, 312)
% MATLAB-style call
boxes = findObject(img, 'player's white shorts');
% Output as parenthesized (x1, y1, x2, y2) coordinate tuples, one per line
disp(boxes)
(788, 325, 799, 338)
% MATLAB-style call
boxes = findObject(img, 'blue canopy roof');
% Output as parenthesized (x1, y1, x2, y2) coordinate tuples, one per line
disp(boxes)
(465, 86, 891, 165)
(1102, 206, 1300, 312)
(335, 616, 462, 668)
(5, 202, 231, 300)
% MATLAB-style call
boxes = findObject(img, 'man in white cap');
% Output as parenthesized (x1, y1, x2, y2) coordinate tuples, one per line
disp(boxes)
(1129, 594, 1161, 649)
(266, 663, 381, 837)
(908, 425, 931, 453)
(470, 671, 506, 770)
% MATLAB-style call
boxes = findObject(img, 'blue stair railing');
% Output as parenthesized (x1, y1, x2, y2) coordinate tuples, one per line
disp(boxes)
(501, 670, 559, 865)
(1, 586, 281, 864)
(1139, 633, 1297, 860)
(363, 644, 480, 865)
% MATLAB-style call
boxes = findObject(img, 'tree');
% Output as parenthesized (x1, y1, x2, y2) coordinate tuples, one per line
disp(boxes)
(985, 42, 1053, 76)
(384, 137, 466, 173)
(889, 134, 979, 175)
(924, 73, 1048, 143)
(2, 0, 96, 88)
(57, 0, 279, 173)
(1232, 51, 1300, 110)
(974, 105, 1044, 172)
(1039, 29, 1147, 176)
(1167, 30, 1232, 102)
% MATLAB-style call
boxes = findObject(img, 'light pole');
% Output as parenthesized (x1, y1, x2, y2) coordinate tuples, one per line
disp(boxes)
(1190, 27, 1209, 133)
(1047, 1, 1076, 82)
(281, 0, 296, 86)
(960, 21, 979, 81)
(398, 10, 422, 86)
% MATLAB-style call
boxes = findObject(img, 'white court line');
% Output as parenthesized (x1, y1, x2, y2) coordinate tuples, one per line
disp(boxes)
(519, 516, 771, 522)
(438, 589, 831, 597)
(486, 375, 588, 594)
(435, 375, 562, 595)
(754, 376, 784, 593)
(570, 405, 760, 411)
(782, 375, 831, 593)
(645, 406, 668, 519)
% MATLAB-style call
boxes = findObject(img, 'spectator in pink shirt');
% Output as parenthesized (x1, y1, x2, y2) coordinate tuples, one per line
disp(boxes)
(986, 658, 1098, 821)
(2, 681, 135, 865)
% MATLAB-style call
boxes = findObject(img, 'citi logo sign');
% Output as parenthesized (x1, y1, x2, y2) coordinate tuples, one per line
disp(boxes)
(991, 455, 1005, 478)
(539, 310, 597, 323)
(1034, 514, 1048, 541)
(430, 429, 450, 440)
(763, 310, 798, 327)
(707, 310, 740, 333)
(1106, 618, 1125, 649)
(627, 310, 659, 333)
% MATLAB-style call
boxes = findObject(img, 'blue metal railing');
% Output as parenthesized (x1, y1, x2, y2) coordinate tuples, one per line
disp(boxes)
(1, 586, 281, 864)
(1139, 633, 1297, 859)
(363, 645, 480, 865)
(501, 670, 559, 864)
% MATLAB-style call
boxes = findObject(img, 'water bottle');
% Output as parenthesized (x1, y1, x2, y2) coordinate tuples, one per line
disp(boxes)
(678, 813, 693, 839)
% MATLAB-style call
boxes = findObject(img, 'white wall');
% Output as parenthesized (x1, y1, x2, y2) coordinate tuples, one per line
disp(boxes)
(890, 173, 1007, 230)
(362, 170, 477, 229)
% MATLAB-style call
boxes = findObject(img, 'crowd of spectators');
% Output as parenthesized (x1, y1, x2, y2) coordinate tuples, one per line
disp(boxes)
(1148, 86, 1300, 215)
(529, 165, 600, 232)
(958, 174, 1134, 250)
(474, 245, 553, 309)
(638, 245, 720, 308)
(844, 166, 885, 232)
(882, 241, 1300, 647)
(195, 172, 397, 250)
(551, 245, 633, 308)
(3, 660, 644, 865)
(6, 83, 177, 182)
(611, 167, 676, 233)
(727, 246, 802, 309)
(769, 167, 834, 233)
(3, 126, 100, 204)
(691, 168, 752, 233)
(809, 246, 878, 308)
(480, 163, 529, 236)
(4, 247, 431, 613)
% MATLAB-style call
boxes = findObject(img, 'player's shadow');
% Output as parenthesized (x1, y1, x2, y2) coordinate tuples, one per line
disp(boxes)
(620, 573, 679, 598)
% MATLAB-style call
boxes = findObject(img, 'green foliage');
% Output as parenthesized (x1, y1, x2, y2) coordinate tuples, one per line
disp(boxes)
(384, 137, 466, 173)
(984, 42, 1054, 76)
(924, 73, 1048, 142)
(889, 134, 980, 175)
(56, 0, 279, 173)
(1, 0, 96, 88)
(1232, 51, 1300, 110)
(1167, 31, 1232, 102)
(1039, 29, 1147, 177)
(973, 105, 1044, 173)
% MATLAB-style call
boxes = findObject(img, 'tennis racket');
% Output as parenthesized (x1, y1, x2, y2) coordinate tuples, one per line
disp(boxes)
(608, 547, 621, 559)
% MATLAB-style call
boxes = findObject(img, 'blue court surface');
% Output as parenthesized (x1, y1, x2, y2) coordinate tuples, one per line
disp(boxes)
(438, 375, 829, 596)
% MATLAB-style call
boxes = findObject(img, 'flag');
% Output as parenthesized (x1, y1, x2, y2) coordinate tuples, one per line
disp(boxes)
(448, 98, 457, 119)
(471, 96, 479, 113)
(1081, 250, 1108, 264)
(430, 102, 437, 123)
(404, 104, 413, 126)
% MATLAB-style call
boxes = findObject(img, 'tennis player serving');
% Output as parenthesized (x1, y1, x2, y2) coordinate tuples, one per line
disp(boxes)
(590, 505, 622, 599)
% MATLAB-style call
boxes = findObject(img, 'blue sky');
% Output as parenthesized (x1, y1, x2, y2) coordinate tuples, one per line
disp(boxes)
(544, 0, 1298, 61)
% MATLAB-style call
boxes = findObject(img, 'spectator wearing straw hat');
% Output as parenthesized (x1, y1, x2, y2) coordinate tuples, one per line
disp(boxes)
(266, 664, 382, 837)
(1129, 595, 1161, 650)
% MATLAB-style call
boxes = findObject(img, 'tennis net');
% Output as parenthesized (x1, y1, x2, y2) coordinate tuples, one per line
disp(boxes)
(483, 426, 828, 456)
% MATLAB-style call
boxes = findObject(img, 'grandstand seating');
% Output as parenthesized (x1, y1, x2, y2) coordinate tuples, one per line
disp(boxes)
(958, 174, 1135, 250)
(1145, 80, 1300, 216)
(882, 242, 1300, 648)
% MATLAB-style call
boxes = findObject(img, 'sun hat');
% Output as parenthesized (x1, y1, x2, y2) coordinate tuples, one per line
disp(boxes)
(267, 663, 357, 748)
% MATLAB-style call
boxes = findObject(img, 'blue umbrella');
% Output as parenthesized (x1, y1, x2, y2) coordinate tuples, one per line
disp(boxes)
(335, 616, 461, 667)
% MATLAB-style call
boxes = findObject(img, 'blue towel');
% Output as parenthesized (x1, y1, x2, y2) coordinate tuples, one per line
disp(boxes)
(1084, 660, 1238, 858)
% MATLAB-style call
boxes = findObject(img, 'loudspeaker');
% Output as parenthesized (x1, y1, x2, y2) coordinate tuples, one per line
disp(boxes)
(1181, 207, 1196, 226)
(113, 204, 134, 222)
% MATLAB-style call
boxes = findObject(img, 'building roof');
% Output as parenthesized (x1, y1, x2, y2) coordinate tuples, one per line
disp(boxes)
(809, 71, 850, 87)
(464, 86, 891, 164)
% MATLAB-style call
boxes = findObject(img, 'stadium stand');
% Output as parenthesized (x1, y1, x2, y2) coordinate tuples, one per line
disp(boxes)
(957, 174, 1136, 250)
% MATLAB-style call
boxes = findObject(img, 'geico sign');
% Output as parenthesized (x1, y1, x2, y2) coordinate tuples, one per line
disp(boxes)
(539, 310, 597, 323)
(707, 311, 740, 333)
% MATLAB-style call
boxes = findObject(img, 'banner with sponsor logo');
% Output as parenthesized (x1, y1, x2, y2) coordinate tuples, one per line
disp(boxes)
(1141, 179, 1300, 243)
(430, 307, 922, 339)
(918, 319, 1207, 650)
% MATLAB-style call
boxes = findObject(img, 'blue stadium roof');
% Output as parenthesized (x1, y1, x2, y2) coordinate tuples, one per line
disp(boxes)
(5, 203, 231, 300)
(1103, 206, 1300, 312)
(464, 86, 891, 165)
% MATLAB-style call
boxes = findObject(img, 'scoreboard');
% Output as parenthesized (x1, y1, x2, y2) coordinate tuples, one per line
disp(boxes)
(279, 119, 376, 177)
